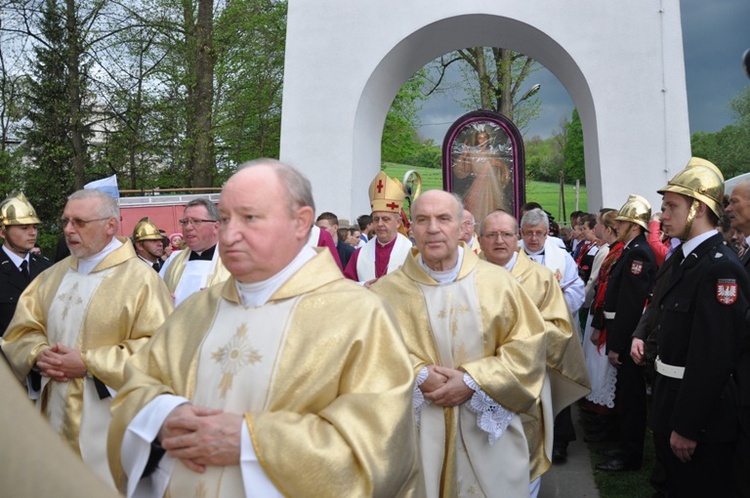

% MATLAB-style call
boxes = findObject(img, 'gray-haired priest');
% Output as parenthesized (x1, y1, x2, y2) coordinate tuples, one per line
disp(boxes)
(108, 159, 423, 497)
(372, 189, 547, 497)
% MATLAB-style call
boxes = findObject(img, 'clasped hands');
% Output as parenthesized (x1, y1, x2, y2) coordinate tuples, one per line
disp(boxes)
(158, 404, 244, 473)
(36, 343, 87, 382)
(419, 364, 474, 407)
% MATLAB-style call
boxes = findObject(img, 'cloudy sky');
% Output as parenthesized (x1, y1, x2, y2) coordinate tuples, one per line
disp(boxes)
(416, 0, 750, 143)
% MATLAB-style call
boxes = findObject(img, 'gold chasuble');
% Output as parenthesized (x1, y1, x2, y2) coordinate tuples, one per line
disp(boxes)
(109, 250, 423, 497)
(161, 246, 230, 303)
(372, 248, 548, 498)
(2, 238, 174, 486)
(502, 249, 591, 480)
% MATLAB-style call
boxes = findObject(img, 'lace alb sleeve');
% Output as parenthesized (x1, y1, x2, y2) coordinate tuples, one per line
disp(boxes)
(463, 373, 516, 445)
(413, 366, 430, 427)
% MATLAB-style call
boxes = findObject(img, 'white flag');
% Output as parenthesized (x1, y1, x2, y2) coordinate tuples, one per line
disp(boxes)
(84, 174, 120, 199)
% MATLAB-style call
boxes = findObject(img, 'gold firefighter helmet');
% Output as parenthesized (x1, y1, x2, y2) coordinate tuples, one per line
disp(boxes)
(657, 157, 724, 217)
(0, 192, 41, 227)
(615, 194, 652, 231)
(133, 217, 162, 242)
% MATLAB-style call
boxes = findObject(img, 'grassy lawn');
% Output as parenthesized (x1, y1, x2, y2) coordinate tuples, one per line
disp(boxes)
(383, 162, 587, 224)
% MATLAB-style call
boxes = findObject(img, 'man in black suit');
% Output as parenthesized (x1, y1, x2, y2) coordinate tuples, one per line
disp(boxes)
(597, 194, 657, 472)
(647, 158, 749, 497)
(0, 193, 52, 337)
(316, 211, 355, 269)
(725, 177, 750, 496)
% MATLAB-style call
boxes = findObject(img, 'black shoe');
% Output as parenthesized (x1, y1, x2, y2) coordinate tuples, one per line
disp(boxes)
(552, 446, 568, 464)
(595, 458, 641, 472)
(599, 447, 625, 458)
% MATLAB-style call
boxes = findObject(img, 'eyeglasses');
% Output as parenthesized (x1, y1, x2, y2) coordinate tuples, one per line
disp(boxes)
(481, 231, 517, 241)
(521, 230, 547, 239)
(178, 218, 218, 227)
(58, 217, 110, 229)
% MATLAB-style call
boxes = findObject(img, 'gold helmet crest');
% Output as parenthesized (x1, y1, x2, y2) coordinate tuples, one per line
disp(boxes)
(657, 157, 724, 217)
(133, 217, 162, 242)
(615, 194, 652, 232)
(0, 192, 41, 227)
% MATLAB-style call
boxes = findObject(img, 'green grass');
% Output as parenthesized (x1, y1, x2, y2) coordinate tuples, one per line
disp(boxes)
(383, 162, 587, 224)
(576, 404, 658, 497)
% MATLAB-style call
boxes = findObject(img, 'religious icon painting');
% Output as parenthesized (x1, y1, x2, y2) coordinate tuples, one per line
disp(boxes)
(442, 110, 526, 222)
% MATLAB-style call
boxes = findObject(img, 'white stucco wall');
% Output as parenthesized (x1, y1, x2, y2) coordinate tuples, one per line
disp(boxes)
(280, 0, 691, 220)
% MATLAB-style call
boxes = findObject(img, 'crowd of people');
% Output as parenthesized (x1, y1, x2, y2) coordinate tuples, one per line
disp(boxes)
(0, 156, 748, 498)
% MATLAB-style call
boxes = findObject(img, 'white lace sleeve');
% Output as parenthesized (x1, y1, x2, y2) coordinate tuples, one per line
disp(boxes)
(413, 366, 430, 427)
(463, 373, 516, 446)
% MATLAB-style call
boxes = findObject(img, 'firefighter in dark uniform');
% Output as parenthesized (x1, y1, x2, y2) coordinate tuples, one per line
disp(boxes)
(648, 158, 750, 497)
(597, 194, 657, 471)
(0, 192, 52, 337)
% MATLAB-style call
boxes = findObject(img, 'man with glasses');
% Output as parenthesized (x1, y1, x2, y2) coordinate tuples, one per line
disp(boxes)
(520, 208, 585, 463)
(161, 198, 230, 306)
(344, 171, 412, 287)
(479, 209, 590, 495)
(2, 189, 173, 487)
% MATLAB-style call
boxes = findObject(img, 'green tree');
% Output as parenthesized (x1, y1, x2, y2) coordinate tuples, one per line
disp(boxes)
(427, 48, 541, 132)
(213, 0, 286, 174)
(22, 0, 80, 223)
(691, 87, 750, 179)
(562, 108, 585, 184)
(382, 70, 428, 165)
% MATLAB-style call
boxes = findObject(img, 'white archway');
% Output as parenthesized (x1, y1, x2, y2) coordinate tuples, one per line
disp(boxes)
(281, 1, 690, 219)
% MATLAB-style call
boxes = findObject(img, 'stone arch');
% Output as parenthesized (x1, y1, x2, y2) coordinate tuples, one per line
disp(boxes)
(281, 1, 690, 219)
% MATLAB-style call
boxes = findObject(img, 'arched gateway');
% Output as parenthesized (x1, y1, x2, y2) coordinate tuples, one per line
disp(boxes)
(280, 0, 691, 219)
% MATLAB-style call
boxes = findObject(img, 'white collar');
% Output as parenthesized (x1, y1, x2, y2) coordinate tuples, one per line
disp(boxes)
(504, 250, 519, 271)
(418, 246, 464, 284)
(77, 237, 122, 275)
(235, 245, 316, 307)
(680, 229, 718, 258)
(2, 243, 28, 269)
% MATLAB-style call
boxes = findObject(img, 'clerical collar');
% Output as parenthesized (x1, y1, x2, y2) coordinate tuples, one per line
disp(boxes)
(680, 229, 718, 259)
(418, 246, 464, 284)
(376, 236, 398, 249)
(2, 243, 29, 269)
(77, 237, 123, 275)
(189, 244, 216, 261)
(525, 246, 544, 256)
(235, 245, 317, 307)
(504, 250, 519, 271)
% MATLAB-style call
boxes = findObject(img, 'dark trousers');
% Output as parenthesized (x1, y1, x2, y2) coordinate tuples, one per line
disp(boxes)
(615, 354, 646, 464)
(553, 405, 575, 448)
(654, 431, 735, 497)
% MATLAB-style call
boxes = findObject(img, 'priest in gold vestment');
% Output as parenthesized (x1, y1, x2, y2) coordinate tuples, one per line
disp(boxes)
(160, 198, 230, 306)
(372, 190, 548, 497)
(479, 210, 590, 497)
(1, 189, 174, 488)
(108, 160, 423, 498)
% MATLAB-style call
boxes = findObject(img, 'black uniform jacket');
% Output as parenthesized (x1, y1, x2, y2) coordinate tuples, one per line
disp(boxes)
(0, 249, 52, 336)
(650, 232, 750, 442)
(604, 233, 657, 357)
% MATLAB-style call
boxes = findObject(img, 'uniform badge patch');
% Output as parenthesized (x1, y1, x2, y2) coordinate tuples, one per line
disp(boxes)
(630, 261, 643, 275)
(716, 279, 738, 305)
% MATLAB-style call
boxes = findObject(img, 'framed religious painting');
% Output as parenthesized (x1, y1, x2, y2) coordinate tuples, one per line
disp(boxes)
(442, 110, 526, 222)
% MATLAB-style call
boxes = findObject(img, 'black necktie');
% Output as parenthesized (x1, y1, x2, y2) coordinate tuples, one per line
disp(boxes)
(20, 260, 30, 281)
(667, 245, 685, 285)
(152, 261, 161, 272)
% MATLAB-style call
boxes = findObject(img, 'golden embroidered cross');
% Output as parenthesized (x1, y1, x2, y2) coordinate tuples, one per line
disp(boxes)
(211, 323, 262, 398)
(57, 283, 83, 320)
